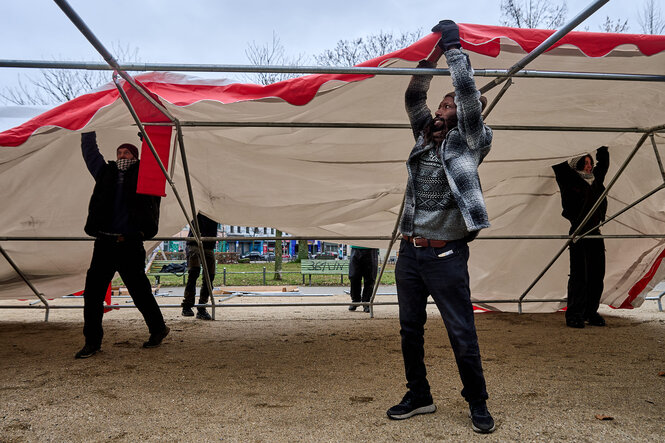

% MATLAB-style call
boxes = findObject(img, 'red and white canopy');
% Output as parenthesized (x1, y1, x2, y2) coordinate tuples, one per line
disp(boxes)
(1, 24, 664, 311)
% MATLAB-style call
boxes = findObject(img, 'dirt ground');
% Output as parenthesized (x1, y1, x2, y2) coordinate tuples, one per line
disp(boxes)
(0, 287, 664, 442)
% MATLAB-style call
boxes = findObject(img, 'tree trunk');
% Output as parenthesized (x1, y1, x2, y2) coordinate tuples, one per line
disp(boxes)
(274, 230, 283, 280)
(298, 239, 309, 262)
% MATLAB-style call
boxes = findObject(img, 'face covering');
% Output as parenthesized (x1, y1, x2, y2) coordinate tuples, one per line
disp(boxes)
(116, 158, 137, 171)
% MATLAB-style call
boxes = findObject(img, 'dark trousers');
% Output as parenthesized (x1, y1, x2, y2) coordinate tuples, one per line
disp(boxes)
(348, 248, 379, 303)
(83, 238, 166, 347)
(566, 235, 605, 321)
(395, 239, 488, 403)
(182, 245, 216, 308)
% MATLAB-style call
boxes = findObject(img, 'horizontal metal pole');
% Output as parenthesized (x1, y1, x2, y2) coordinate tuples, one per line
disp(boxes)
(0, 297, 566, 310)
(1, 59, 664, 82)
(144, 121, 658, 133)
(2, 234, 665, 242)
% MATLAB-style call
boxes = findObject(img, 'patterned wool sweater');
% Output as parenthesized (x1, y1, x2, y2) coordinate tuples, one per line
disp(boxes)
(400, 48, 493, 240)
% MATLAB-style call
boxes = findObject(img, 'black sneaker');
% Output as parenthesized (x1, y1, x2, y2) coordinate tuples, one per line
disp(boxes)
(143, 326, 170, 348)
(348, 304, 358, 311)
(363, 305, 370, 313)
(386, 391, 436, 420)
(181, 306, 194, 317)
(196, 308, 212, 321)
(586, 313, 606, 326)
(469, 400, 495, 433)
(74, 343, 100, 359)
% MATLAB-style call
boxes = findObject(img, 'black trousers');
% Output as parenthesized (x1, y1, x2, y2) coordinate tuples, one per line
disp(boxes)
(395, 239, 488, 403)
(566, 235, 605, 321)
(182, 245, 216, 308)
(348, 248, 379, 303)
(83, 238, 166, 347)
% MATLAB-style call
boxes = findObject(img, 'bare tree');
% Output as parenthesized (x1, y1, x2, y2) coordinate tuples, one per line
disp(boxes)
(500, 0, 568, 29)
(273, 229, 283, 280)
(313, 29, 423, 67)
(598, 16, 629, 33)
(0, 44, 140, 106)
(243, 32, 307, 85)
(638, 0, 665, 34)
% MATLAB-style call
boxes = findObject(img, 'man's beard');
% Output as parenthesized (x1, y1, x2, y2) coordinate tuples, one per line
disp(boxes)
(426, 115, 457, 145)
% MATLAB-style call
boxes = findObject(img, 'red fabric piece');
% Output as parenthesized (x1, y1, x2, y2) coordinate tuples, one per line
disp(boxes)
(614, 248, 665, 309)
(123, 79, 172, 197)
(2, 25, 664, 149)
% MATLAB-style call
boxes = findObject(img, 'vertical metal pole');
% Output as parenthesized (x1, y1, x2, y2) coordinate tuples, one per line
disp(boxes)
(263, 267, 266, 285)
(519, 132, 650, 302)
(173, 122, 216, 320)
(0, 245, 50, 321)
(650, 134, 665, 181)
(368, 194, 406, 318)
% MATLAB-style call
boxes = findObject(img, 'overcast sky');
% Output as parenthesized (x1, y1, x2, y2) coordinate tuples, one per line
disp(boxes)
(0, 0, 643, 98)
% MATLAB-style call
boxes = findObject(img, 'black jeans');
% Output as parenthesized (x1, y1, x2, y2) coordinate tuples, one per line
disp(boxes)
(348, 248, 379, 303)
(182, 245, 216, 308)
(395, 239, 488, 403)
(566, 234, 605, 321)
(83, 238, 166, 347)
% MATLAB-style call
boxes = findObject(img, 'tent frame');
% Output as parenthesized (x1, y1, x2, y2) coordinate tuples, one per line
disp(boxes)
(1, 0, 664, 320)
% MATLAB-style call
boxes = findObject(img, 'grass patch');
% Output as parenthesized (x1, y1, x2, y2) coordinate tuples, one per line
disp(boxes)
(114, 262, 396, 287)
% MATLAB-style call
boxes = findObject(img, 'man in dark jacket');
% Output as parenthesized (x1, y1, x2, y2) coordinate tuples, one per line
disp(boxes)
(181, 213, 218, 320)
(553, 146, 610, 329)
(347, 246, 379, 313)
(75, 131, 169, 359)
(386, 21, 495, 434)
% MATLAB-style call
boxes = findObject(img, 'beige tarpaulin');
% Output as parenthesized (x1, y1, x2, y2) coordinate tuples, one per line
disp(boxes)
(1, 25, 664, 310)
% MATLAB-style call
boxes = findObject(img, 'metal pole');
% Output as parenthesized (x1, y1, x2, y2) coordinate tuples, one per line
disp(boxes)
(650, 134, 665, 181)
(482, 79, 513, 120)
(3, 59, 665, 82)
(519, 131, 651, 304)
(368, 193, 406, 318)
(173, 122, 217, 320)
(0, 244, 50, 321)
(578, 183, 665, 239)
(479, 0, 611, 94)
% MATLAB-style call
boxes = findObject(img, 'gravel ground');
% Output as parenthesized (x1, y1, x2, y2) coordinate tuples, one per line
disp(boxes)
(0, 287, 663, 442)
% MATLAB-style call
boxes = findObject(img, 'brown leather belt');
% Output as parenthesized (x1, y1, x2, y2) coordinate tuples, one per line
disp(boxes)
(402, 235, 448, 248)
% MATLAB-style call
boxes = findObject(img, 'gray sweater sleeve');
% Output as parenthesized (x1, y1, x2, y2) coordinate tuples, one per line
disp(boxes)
(404, 60, 436, 141)
(445, 49, 492, 155)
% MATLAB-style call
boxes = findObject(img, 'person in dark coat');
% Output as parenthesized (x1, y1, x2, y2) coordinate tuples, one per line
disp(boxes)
(75, 131, 169, 359)
(553, 146, 610, 329)
(347, 246, 379, 313)
(181, 213, 218, 320)
(386, 20, 495, 434)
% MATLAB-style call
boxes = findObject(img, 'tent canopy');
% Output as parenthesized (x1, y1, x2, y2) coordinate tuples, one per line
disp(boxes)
(1, 24, 664, 311)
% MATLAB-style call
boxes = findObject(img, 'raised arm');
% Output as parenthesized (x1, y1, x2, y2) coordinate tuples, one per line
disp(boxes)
(81, 131, 105, 180)
(593, 146, 609, 184)
(435, 20, 492, 154)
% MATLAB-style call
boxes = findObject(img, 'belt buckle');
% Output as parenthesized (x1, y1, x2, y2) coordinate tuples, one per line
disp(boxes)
(412, 236, 424, 248)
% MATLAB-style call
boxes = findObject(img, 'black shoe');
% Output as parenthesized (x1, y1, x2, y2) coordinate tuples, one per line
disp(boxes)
(74, 344, 100, 359)
(363, 305, 370, 313)
(566, 318, 585, 329)
(586, 313, 606, 326)
(386, 391, 436, 420)
(469, 400, 495, 433)
(143, 326, 170, 348)
(196, 308, 212, 321)
(181, 306, 194, 317)
(348, 304, 358, 311)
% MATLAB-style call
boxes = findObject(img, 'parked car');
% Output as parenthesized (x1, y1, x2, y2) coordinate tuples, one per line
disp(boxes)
(240, 251, 266, 261)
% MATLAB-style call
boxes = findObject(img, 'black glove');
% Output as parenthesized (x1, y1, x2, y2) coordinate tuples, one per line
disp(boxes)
(432, 20, 460, 51)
